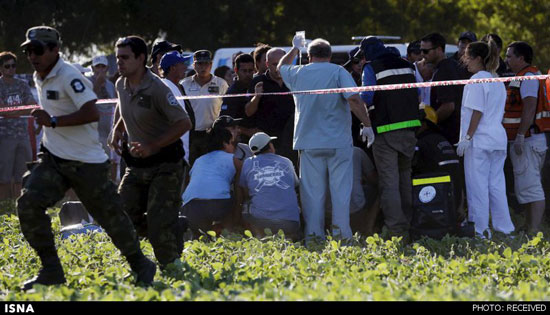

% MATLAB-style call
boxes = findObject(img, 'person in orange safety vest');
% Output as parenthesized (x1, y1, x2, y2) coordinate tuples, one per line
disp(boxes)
(503, 41, 549, 234)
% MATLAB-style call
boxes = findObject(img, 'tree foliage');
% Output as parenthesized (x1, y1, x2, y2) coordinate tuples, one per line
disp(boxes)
(1, 0, 549, 72)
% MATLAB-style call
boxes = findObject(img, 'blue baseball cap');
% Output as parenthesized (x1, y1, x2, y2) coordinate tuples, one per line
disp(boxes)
(359, 36, 386, 62)
(458, 31, 477, 43)
(160, 51, 191, 72)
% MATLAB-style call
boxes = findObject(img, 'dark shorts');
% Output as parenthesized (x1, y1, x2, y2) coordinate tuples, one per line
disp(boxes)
(182, 198, 233, 236)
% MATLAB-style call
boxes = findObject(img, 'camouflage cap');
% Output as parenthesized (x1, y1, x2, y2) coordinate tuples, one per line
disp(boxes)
(21, 26, 60, 47)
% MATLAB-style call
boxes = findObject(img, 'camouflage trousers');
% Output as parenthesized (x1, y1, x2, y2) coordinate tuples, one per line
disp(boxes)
(119, 160, 184, 266)
(16, 150, 142, 258)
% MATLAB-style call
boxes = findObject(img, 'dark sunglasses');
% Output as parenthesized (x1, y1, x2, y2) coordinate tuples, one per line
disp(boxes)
(3, 63, 16, 69)
(421, 47, 437, 54)
(23, 45, 45, 56)
(351, 57, 362, 64)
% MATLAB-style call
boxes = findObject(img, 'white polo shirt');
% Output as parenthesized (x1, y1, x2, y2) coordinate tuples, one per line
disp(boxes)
(34, 57, 108, 163)
(181, 74, 228, 131)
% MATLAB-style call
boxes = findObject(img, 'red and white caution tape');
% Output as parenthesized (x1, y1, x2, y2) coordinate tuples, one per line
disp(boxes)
(1, 74, 548, 114)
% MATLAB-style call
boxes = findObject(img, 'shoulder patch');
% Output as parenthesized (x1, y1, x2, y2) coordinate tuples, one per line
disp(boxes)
(70, 79, 86, 93)
(167, 92, 179, 106)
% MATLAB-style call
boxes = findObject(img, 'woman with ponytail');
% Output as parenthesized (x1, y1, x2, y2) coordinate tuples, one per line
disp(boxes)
(455, 40, 515, 238)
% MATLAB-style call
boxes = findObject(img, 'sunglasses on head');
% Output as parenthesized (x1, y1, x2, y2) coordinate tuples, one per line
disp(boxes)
(3, 63, 16, 69)
(421, 47, 438, 54)
(23, 45, 45, 56)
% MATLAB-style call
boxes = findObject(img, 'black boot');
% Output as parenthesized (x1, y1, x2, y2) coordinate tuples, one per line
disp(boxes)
(22, 253, 65, 291)
(127, 253, 156, 286)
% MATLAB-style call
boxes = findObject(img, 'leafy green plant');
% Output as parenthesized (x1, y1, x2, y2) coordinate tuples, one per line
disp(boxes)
(1, 210, 549, 301)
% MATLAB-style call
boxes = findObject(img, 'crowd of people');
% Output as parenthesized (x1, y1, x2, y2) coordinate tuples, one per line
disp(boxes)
(1, 25, 550, 290)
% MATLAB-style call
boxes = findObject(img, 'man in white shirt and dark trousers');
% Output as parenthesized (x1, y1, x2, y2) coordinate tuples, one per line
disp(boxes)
(182, 50, 228, 166)
(16, 26, 156, 291)
(159, 51, 194, 253)
(159, 51, 192, 169)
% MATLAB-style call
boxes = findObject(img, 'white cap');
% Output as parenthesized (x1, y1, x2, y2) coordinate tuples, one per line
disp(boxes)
(92, 55, 108, 67)
(249, 132, 277, 153)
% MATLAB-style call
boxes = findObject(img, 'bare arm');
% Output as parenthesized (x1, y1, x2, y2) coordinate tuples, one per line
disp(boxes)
(348, 94, 372, 127)
(517, 97, 537, 135)
(109, 104, 125, 155)
(466, 110, 482, 138)
(31, 99, 99, 127)
(435, 102, 455, 122)
(129, 118, 191, 158)
(245, 82, 263, 117)
(278, 47, 300, 70)
(152, 118, 191, 149)
(111, 104, 124, 132)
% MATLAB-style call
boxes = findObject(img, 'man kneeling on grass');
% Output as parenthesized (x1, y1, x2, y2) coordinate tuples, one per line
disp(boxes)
(239, 132, 302, 240)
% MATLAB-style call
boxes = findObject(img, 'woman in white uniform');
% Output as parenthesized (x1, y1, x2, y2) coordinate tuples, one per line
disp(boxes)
(456, 40, 515, 238)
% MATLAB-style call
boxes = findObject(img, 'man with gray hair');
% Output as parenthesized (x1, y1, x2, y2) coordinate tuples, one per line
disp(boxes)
(278, 36, 375, 241)
(245, 47, 297, 166)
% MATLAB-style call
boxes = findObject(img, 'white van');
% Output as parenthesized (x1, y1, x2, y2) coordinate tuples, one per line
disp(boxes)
(211, 37, 458, 72)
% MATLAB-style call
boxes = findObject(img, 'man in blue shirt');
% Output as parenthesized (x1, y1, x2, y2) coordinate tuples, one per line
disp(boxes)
(240, 132, 301, 240)
(278, 35, 374, 241)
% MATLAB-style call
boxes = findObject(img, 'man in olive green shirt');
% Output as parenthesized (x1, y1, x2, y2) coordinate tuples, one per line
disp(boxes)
(110, 36, 191, 270)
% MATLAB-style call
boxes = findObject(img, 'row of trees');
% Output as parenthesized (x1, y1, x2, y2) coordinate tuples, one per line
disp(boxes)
(1, 0, 549, 72)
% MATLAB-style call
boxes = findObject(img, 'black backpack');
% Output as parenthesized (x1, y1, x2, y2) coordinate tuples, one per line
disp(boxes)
(410, 172, 457, 240)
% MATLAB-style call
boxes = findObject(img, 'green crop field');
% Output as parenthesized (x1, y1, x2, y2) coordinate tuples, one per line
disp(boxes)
(1, 200, 549, 301)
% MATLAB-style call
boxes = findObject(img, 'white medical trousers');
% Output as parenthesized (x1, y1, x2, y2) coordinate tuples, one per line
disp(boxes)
(464, 147, 515, 235)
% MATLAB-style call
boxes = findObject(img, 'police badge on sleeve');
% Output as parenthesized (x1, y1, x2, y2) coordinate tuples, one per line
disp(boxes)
(70, 79, 86, 93)
(167, 92, 179, 106)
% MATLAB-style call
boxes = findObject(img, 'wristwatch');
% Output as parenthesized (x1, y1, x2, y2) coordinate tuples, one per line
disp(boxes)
(50, 116, 58, 128)
(465, 134, 472, 141)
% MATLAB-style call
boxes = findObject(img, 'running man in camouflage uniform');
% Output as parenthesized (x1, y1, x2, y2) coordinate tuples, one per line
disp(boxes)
(0, 51, 36, 200)
(109, 36, 191, 269)
(16, 26, 156, 291)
